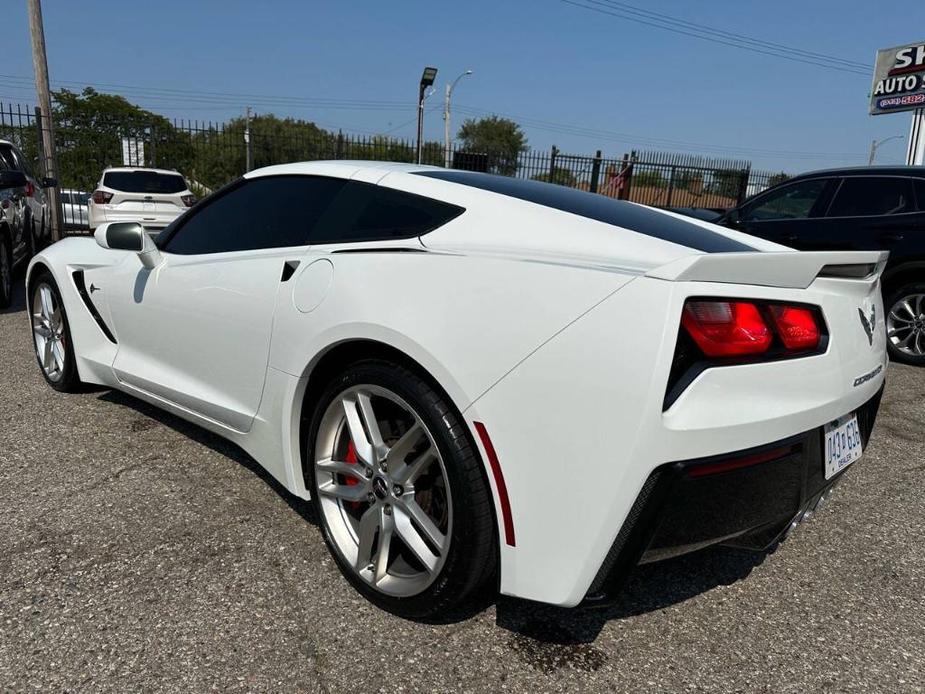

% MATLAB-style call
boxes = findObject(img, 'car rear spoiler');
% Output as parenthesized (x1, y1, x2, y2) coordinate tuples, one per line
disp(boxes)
(645, 251, 889, 289)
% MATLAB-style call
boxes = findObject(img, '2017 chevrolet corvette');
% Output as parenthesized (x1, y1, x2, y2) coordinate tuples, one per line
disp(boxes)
(26, 161, 887, 618)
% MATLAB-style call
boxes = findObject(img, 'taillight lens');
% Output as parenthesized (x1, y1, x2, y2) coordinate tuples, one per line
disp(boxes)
(681, 301, 772, 357)
(25, 181, 35, 197)
(91, 190, 113, 204)
(769, 305, 820, 351)
(180, 194, 196, 207)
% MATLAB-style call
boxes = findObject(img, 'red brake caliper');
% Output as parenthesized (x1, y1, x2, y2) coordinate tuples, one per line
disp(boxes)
(343, 440, 363, 510)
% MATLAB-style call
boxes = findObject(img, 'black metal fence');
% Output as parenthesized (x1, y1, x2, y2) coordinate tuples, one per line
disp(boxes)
(0, 101, 789, 237)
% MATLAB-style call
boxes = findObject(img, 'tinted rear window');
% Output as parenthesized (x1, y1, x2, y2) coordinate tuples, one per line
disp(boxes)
(104, 171, 187, 194)
(827, 177, 914, 217)
(415, 170, 754, 253)
(912, 179, 925, 212)
(309, 182, 464, 244)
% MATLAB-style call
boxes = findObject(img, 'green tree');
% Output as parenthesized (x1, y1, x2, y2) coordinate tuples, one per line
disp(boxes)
(456, 116, 527, 176)
(532, 166, 577, 187)
(710, 168, 746, 198)
(633, 169, 666, 188)
(53, 88, 193, 191)
(191, 114, 333, 190)
(768, 171, 790, 186)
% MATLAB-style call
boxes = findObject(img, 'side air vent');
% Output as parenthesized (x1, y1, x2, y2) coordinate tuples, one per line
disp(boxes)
(817, 263, 876, 280)
(72, 271, 117, 344)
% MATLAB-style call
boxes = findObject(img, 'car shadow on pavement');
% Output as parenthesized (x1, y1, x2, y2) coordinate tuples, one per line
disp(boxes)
(94, 387, 765, 640)
(1, 279, 26, 314)
(95, 389, 318, 526)
(495, 545, 766, 648)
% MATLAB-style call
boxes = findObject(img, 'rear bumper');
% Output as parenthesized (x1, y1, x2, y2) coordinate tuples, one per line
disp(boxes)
(583, 385, 883, 606)
(88, 207, 180, 230)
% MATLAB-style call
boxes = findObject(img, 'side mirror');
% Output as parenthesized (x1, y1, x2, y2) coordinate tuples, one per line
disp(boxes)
(724, 207, 741, 226)
(0, 170, 28, 190)
(41, 177, 57, 188)
(94, 222, 163, 269)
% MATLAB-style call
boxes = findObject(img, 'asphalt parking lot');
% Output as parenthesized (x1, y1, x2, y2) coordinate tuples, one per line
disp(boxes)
(1, 276, 924, 694)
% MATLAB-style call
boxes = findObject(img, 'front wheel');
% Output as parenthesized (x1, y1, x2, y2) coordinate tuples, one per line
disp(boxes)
(306, 360, 497, 619)
(30, 272, 81, 391)
(885, 283, 925, 366)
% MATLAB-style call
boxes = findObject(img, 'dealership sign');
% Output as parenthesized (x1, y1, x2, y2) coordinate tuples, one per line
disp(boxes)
(870, 41, 925, 115)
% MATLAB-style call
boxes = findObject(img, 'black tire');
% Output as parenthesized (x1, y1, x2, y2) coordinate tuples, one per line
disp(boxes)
(0, 232, 11, 309)
(306, 359, 497, 619)
(884, 282, 925, 366)
(29, 271, 81, 391)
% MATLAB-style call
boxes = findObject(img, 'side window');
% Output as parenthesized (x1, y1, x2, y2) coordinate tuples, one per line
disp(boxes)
(165, 175, 346, 255)
(0, 146, 16, 171)
(827, 177, 914, 217)
(310, 182, 464, 244)
(911, 179, 925, 212)
(741, 179, 829, 222)
(11, 147, 35, 178)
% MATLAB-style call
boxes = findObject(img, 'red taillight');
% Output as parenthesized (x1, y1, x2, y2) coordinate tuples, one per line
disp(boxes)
(181, 194, 196, 207)
(769, 305, 821, 351)
(681, 301, 772, 357)
(91, 190, 113, 205)
(24, 181, 35, 197)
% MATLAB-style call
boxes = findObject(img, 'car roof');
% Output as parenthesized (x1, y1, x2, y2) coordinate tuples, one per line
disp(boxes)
(102, 166, 184, 176)
(788, 165, 925, 180)
(244, 160, 437, 181)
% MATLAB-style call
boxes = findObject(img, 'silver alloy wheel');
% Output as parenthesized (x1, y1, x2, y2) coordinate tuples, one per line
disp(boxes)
(313, 384, 453, 597)
(0, 243, 10, 299)
(32, 282, 67, 382)
(887, 293, 925, 357)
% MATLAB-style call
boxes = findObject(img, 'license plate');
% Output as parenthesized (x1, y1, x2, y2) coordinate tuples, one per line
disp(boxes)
(824, 414, 863, 480)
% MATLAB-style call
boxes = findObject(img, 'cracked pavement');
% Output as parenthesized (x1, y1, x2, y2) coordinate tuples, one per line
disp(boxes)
(1, 275, 924, 693)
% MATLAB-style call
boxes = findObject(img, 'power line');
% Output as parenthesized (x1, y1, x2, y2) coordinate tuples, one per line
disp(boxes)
(0, 74, 863, 161)
(453, 104, 864, 160)
(0, 74, 414, 111)
(559, 0, 870, 76)
(591, 0, 869, 70)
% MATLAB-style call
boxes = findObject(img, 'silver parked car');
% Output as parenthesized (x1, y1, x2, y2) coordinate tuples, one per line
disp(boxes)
(61, 189, 90, 231)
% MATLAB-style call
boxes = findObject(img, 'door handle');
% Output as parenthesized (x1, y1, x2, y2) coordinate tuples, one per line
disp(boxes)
(877, 232, 904, 242)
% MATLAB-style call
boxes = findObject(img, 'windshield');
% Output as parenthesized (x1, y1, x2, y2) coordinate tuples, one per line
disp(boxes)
(103, 171, 187, 194)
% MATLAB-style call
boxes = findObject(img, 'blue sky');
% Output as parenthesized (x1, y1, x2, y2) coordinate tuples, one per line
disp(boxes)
(3, 0, 922, 172)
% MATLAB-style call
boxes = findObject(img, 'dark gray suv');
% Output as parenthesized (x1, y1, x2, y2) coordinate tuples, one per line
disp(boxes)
(0, 140, 55, 308)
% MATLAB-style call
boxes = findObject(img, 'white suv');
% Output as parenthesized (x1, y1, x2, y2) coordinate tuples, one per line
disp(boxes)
(88, 167, 196, 233)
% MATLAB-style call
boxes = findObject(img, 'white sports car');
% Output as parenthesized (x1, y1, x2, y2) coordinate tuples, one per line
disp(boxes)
(26, 161, 888, 618)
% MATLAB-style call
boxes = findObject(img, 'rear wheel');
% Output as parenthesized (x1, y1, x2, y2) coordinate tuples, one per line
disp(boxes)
(306, 359, 497, 619)
(885, 283, 925, 366)
(30, 273, 80, 391)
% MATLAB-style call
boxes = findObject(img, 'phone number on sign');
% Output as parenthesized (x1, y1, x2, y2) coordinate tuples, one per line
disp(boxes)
(878, 93, 925, 109)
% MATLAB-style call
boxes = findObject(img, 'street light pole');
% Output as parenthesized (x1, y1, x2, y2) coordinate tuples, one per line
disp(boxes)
(443, 70, 472, 169)
(868, 135, 904, 165)
(416, 67, 438, 165)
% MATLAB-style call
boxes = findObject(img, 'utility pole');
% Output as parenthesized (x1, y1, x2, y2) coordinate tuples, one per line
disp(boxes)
(244, 106, 252, 172)
(27, 0, 61, 242)
(443, 70, 472, 169)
